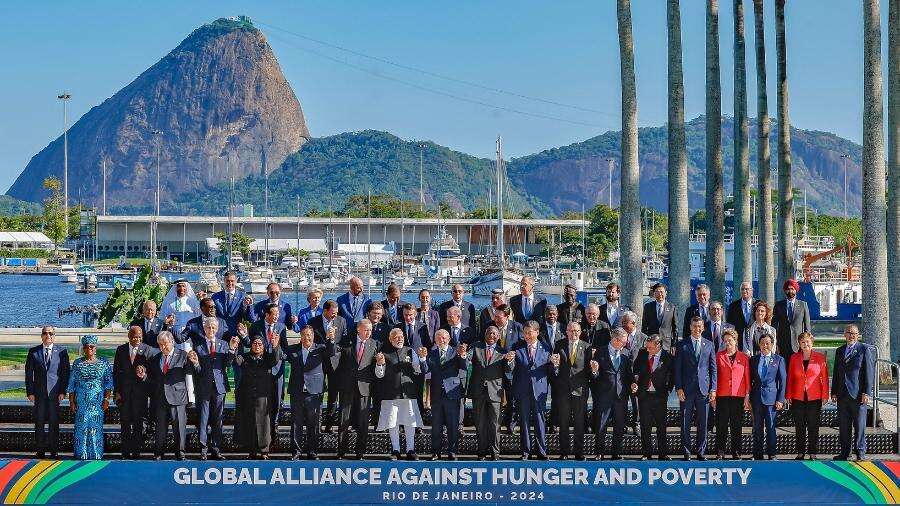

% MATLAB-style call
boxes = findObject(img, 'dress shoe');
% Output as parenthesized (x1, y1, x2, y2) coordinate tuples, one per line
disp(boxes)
(753, 455, 764, 460)
(336, 452, 345, 460)
(199, 453, 208, 461)
(390, 451, 400, 461)
(547, 426, 557, 434)
(36, 452, 45, 459)
(682, 454, 692, 461)
(49, 453, 58, 459)
(153, 455, 163, 461)
(696, 454, 707, 461)
(595, 455, 603, 461)
(855, 453, 867, 461)
(121, 454, 130, 460)
(292, 453, 301, 461)
(558, 455, 570, 460)
(731, 454, 740, 460)
(407, 451, 418, 461)
(833, 454, 849, 461)
(431, 454, 440, 461)
(535, 454, 548, 461)
(795, 454, 806, 460)
(488, 453, 499, 461)
(176, 453, 185, 461)
(354, 453, 364, 460)
(211, 453, 226, 461)
(575, 455, 585, 461)
(447, 454, 458, 461)
(715, 453, 725, 460)
(609, 455, 622, 461)
(808, 454, 817, 461)
(639, 456, 648, 461)
(520, 454, 530, 461)
(308, 454, 320, 461)
(477, 456, 486, 461)
(658, 455, 672, 461)
(260, 454, 270, 460)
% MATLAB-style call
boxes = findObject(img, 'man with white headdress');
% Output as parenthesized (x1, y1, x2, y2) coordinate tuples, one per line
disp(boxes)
(161, 279, 201, 404)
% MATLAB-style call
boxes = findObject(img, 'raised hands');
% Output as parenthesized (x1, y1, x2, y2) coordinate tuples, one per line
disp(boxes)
(237, 323, 248, 337)
(550, 353, 561, 367)
(164, 314, 175, 327)
(417, 347, 428, 359)
(135, 364, 147, 380)
(187, 350, 199, 365)
(375, 352, 386, 366)
(589, 360, 599, 374)
(505, 351, 516, 362)
(229, 336, 240, 351)
(456, 343, 468, 360)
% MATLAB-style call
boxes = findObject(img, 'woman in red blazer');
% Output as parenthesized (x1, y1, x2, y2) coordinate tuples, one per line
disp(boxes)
(786, 332, 829, 460)
(712, 329, 751, 459)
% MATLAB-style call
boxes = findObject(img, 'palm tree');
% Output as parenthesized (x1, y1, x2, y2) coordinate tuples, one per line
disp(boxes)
(616, 0, 644, 322)
(862, 0, 890, 362)
(775, 0, 795, 292)
(753, 0, 775, 305)
(705, 0, 726, 303)
(886, 0, 899, 360)
(732, 0, 752, 287)
(667, 0, 690, 311)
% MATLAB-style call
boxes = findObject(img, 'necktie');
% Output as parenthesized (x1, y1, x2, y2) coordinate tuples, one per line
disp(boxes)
(700, 306, 707, 321)
(744, 301, 751, 323)
(356, 341, 364, 362)
(845, 344, 853, 360)
(657, 303, 663, 321)
(162, 355, 169, 374)
(351, 296, 360, 320)
(613, 350, 620, 369)
(268, 327, 274, 343)
(145, 320, 150, 334)
(227, 293, 232, 306)
(486, 347, 493, 363)
(694, 340, 701, 359)
(529, 345, 535, 361)
(500, 330, 506, 349)
(761, 356, 769, 377)
(569, 342, 577, 366)
(130, 347, 136, 364)
(788, 301, 794, 322)
(440, 348, 448, 364)
(407, 324, 413, 345)
(44, 348, 50, 366)
(648, 355, 655, 388)
(453, 327, 459, 343)
(524, 297, 532, 318)
(209, 339, 215, 357)
(712, 323, 719, 347)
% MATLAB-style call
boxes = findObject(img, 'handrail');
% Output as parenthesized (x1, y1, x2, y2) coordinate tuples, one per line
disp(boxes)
(873, 356, 899, 434)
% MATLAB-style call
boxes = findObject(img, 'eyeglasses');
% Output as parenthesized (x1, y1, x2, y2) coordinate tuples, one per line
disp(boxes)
(41, 331, 54, 335)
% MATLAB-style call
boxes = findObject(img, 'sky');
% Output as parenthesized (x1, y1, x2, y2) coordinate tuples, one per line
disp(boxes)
(0, 0, 889, 193)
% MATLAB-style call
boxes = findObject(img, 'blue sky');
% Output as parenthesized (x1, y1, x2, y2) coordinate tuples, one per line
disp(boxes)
(0, 0, 887, 192)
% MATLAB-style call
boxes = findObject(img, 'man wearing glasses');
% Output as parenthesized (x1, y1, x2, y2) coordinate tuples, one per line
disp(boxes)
(25, 326, 71, 458)
(438, 284, 476, 331)
(832, 325, 875, 461)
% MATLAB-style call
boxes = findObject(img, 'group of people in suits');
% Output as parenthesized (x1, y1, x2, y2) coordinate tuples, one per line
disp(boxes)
(23, 273, 877, 463)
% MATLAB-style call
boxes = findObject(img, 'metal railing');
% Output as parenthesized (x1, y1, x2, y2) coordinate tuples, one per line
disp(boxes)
(873, 356, 899, 434)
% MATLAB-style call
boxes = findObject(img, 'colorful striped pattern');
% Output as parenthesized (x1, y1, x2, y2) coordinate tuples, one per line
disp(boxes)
(0, 460, 108, 504)
(804, 461, 900, 504)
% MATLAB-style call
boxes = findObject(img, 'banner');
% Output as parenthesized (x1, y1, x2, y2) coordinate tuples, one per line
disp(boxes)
(1, 459, 898, 504)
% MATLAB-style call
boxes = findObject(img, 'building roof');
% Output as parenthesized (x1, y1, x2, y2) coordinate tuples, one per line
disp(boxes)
(0, 231, 54, 245)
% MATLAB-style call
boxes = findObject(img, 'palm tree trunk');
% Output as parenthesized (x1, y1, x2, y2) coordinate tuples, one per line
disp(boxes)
(775, 0, 795, 291)
(616, 0, 644, 323)
(667, 0, 690, 311)
(753, 0, 775, 305)
(732, 0, 752, 288)
(862, 0, 890, 362)
(705, 0, 726, 303)
(886, 0, 899, 360)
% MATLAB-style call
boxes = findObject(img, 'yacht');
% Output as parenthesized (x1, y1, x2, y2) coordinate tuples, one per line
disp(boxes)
(196, 271, 222, 294)
(58, 264, 77, 283)
(279, 255, 299, 269)
(242, 265, 275, 294)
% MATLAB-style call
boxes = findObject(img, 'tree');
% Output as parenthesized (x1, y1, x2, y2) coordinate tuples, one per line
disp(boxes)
(861, 0, 890, 362)
(617, 0, 644, 323)
(214, 231, 252, 259)
(886, 0, 899, 360)
(753, 0, 775, 305)
(42, 177, 66, 256)
(666, 0, 690, 311)
(732, 0, 752, 287)
(775, 0, 796, 291)
(705, 0, 726, 302)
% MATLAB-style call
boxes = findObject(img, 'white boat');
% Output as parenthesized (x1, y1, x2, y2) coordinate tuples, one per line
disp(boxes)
(274, 270, 294, 291)
(229, 254, 246, 271)
(279, 255, 299, 269)
(58, 265, 77, 283)
(242, 266, 274, 294)
(196, 271, 221, 293)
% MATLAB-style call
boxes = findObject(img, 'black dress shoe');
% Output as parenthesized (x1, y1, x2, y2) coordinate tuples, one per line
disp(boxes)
(731, 454, 741, 460)
(260, 454, 270, 460)
(696, 454, 707, 461)
(520, 454, 530, 461)
(199, 453, 208, 461)
(855, 453, 867, 461)
(808, 454, 817, 461)
(609, 455, 622, 461)
(658, 455, 671, 461)
(536, 454, 548, 461)
(767, 455, 776, 460)
(833, 454, 849, 461)
(354, 453, 364, 460)
(308, 454, 320, 461)
(575, 455, 585, 461)
(488, 453, 499, 461)
(212, 453, 226, 461)
(176, 453, 185, 461)
(431, 454, 440, 461)
(753, 455, 764, 460)
(154, 455, 163, 461)
(795, 454, 806, 460)
(683, 454, 692, 461)
(558, 455, 569, 460)
(390, 451, 400, 461)
(121, 454, 130, 460)
(292, 453, 301, 461)
(447, 454, 458, 461)
(49, 453, 58, 459)
(407, 451, 418, 461)
(477, 456, 486, 461)
(595, 454, 603, 461)
(715, 453, 725, 460)
(36, 452, 45, 459)
(639, 456, 648, 461)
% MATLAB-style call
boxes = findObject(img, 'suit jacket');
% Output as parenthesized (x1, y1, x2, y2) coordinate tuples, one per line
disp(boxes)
(623, 330, 649, 356)
(296, 305, 323, 331)
(247, 320, 289, 378)
(551, 338, 592, 397)
(192, 337, 235, 398)
(376, 345, 423, 400)
(831, 343, 875, 400)
(787, 351, 830, 401)
(557, 302, 586, 331)
(674, 337, 718, 397)
(715, 350, 751, 398)
(682, 303, 712, 339)
(632, 349, 675, 398)
(417, 308, 440, 345)
(599, 302, 628, 328)
(331, 337, 378, 396)
(249, 298, 293, 328)
(496, 321, 524, 351)
(182, 315, 229, 348)
(336, 292, 373, 329)
(426, 347, 467, 401)
(367, 320, 391, 344)
(25, 345, 70, 399)
(442, 325, 475, 346)
(438, 299, 476, 330)
(285, 341, 335, 396)
(582, 320, 611, 349)
(538, 321, 564, 351)
(510, 293, 547, 325)
(211, 290, 249, 337)
(309, 315, 347, 345)
(749, 353, 787, 406)
(145, 348, 200, 406)
(113, 342, 151, 400)
(702, 321, 738, 352)
(642, 300, 679, 351)
(131, 316, 168, 348)
(467, 343, 510, 402)
(726, 298, 758, 339)
(771, 298, 812, 354)
(381, 299, 408, 328)
(394, 320, 432, 350)
(511, 343, 552, 403)
(589, 346, 634, 406)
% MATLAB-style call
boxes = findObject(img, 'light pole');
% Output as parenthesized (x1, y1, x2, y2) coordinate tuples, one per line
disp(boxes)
(58, 93, 71, 234)
(605, 158, 615, 208)
(101, 158, 107, 216)
(419, 143, 426, 211)
(150, 129, 162, 266)
(840, 153, 850, 217)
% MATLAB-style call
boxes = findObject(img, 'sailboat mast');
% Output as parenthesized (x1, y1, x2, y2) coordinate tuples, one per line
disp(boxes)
(496, 136, 506, 270)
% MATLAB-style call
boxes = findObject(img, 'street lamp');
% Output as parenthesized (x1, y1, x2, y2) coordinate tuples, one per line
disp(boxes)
(605, 158, 615, 208)
(150, 129, 162, 266)
(840, 153, 850, 217)
(58, 93, 71, 234)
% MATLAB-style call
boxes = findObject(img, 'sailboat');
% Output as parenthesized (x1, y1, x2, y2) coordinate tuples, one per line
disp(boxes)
(470, 136, 523, 296)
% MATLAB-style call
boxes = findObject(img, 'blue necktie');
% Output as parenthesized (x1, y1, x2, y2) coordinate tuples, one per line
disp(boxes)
(761, 356, 769, 378)
(845, 344, 853, 360)
(787, 301, 794, 322)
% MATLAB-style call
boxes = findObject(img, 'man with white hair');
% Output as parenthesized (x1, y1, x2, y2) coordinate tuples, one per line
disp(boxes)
(333, 319, 379, 459)
(583, 304, 611, 349)
(510, 276, 547, 326)
(726, 281, 758, 339)
(337, 277, 373, 329)
(589, 327, 633, 460)
(682, 284, 712, 338)
(193, 318, 233, 460)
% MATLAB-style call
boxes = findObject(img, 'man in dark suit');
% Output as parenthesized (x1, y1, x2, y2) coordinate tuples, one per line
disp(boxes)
(511, 322, 552, 460)
(551, 321, 593, 460)
(380, 283, 406, 328)
(749, 334, 787, 460)
(417, 289, 440, 346)
(557, 284, 586, 331)
(589, 328, 633, 460)
(25, 325, 70, 459)
(438, 284, 476, 330)
(771, 279, 812, 361)
(539, 305, 563, 350)
(479, 289, 511, 336)
(442, 305, 475, 346)
(139, 331, 201, 460)
(182, 297, 229, 346)
(674, 317, 718, 460)
(211, 271, 251, 337)
(631, 334, 675, 460)
(248, 303, 289, 437)
(620, 310, 648, 432)
(642, 283, 679, 353)
(703, 302, 739, 352)
(193, 318, 234, 460)
(492, 304, 523, 351)
(599, 282, 628, 328)
(831, 324, 875, 461)
(682, 283, 712, 338)
(285, 325, 336, 460)
(510, 276, 547, 326)
(308, 300, 347, 433)
(130, 300, 173, 348)
(365, 302, 390, 344)
(726, 281, 757, 340)
(467, 328, 513, 460)
(114, 326, 152, 459)
(426, 329, 469, 460)
(582, 304, 612, 349)
(332, 319, 379, 459)
(337, 276, 373, 329)
(396, 303, 431, 350)
(249, 282, 296, 329)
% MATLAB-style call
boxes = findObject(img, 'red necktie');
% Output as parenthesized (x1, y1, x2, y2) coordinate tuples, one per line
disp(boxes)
(209, 340, 215, 357)
(648, 355, 654, 387)
(487, 347, 493, 363)
(356, 341, 365, 362)
(162, 355, 169, 374)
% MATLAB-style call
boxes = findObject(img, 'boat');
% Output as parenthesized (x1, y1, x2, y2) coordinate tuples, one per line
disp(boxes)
(242, 265, 274, 294)
(279, 255, 299, 269)
(196, 270, 222, 294)
(229, 254, 246, 271)
(422, 229, 469, 280)
(75, 265, 98, 293)
(58, 264, 77, 283)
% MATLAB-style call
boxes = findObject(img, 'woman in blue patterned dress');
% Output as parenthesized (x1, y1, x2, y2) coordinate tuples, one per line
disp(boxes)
(67, 335, 113, 460)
